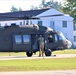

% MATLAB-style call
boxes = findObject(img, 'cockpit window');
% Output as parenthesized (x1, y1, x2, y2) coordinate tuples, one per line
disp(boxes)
(58, 32, 66, 40)
(48, 33, 58, 43)
(54, 34, 58, 42)
(48, 34, 54, 43)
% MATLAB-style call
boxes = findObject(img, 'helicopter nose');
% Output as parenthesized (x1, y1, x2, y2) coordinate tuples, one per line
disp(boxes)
(66, 40, 72, 48)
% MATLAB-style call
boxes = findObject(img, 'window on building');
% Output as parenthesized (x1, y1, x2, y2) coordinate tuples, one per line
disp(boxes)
(15, 35, 22, 44)
(62, 21, 67, 28)
(38, 21, 42, 26)
(74, 36, 76, 42)
(23, 35, 31, 44)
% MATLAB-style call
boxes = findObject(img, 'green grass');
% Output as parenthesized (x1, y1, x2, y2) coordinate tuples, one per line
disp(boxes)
(0, 52, 25, 56)
(0, 49, 76, 56)
(0, 58, 76, 71)
(52, 49, 76, 54)
(0, 49, 76, 71)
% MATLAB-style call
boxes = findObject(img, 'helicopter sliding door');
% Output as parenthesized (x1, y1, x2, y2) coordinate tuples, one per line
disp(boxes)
(12, 34, 31, 52)
(31, 34, 39, 51)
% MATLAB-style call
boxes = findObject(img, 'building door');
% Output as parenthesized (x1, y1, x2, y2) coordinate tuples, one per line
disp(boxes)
(50, 21, 55, 30)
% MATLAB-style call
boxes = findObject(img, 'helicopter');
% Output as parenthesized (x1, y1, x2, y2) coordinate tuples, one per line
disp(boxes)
(0, 15, 72, 57)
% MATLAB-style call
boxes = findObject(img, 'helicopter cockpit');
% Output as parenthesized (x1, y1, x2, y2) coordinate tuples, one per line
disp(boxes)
(58, 32, 72, 49)
(58, 32, 66, 40)
(46, 27, 72, 50)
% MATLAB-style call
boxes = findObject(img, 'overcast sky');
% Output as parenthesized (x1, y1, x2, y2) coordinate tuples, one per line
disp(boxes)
(0, 0, 65, 13)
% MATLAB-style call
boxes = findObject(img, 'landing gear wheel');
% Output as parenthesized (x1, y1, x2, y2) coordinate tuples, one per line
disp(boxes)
(26, 52, 33, 57)
(45, 49, 52, 56)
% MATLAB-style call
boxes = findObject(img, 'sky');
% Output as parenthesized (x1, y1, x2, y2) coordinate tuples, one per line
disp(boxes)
(0, 0, 65, 13)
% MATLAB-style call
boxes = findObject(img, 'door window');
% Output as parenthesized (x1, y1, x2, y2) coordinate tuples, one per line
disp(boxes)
(15, 35, 22, 44)
(23, 35, 31, 44)
(48, 34, 58, 43)
(48, 34, 53, 43)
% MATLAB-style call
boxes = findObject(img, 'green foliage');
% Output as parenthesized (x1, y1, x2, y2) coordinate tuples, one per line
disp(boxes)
(10, 5, 22, 12)
(62, 0, 76, 21)
(19, 7, 23, 11)
(43, 0, 62, 10)
(30, 5, 38, 10)
(10, 6, 18, 12)
(30, 0, 63, 11)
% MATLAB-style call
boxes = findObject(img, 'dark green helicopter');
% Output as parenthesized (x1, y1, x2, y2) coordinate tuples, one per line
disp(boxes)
(0, 15, 72, 57)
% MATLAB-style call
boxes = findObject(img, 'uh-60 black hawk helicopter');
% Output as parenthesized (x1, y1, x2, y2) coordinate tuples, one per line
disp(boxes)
(0, 15, 72, 57)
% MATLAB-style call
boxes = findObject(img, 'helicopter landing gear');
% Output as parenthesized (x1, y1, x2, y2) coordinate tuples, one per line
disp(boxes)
(26, 51, 33, 57)
(45, 49, 52, 56)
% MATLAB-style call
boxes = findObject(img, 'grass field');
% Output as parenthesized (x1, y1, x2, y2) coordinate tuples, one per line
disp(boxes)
(52, 49, 76, 54)
(0, 49, 76, 56)
(0, 49, 76, 71)
(0, 58, 76, 71)
(0, 52, 25, 56)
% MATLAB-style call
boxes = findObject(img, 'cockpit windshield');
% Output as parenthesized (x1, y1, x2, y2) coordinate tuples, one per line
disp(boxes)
(58, 32, 66, 40)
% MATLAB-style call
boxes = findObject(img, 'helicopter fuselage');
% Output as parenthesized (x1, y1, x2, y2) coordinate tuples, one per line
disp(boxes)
(0, 24, 72, 56)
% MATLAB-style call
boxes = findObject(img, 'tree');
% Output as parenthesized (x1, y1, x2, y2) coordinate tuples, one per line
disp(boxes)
(19, 7, 23, 11)
(62, 0, 76, 21)
(42, 0, 45, 8)
(30, 5, 38, 10)
(10, 6, 18, 12)
(43, 0, 62, 10)
(30, 0, 62, 11)
(10, 5, 22, 12)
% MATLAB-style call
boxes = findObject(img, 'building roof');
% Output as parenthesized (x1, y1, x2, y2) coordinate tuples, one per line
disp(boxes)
(0, 8, 73, 21)
(0, 9, 49, 21)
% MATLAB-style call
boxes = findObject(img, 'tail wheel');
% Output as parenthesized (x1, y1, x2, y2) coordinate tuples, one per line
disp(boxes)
(45, 49, 52, 56)
(26, 52, 33, 57)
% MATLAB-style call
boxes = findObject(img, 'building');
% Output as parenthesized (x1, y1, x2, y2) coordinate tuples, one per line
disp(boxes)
(0, 8, 75, 47)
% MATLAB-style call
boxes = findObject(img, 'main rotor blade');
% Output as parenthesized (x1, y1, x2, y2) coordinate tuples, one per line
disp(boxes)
(0, 15, 39, 20)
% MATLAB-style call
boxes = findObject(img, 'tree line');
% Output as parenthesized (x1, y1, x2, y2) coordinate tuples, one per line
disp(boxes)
(10, 0, 76, 22)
